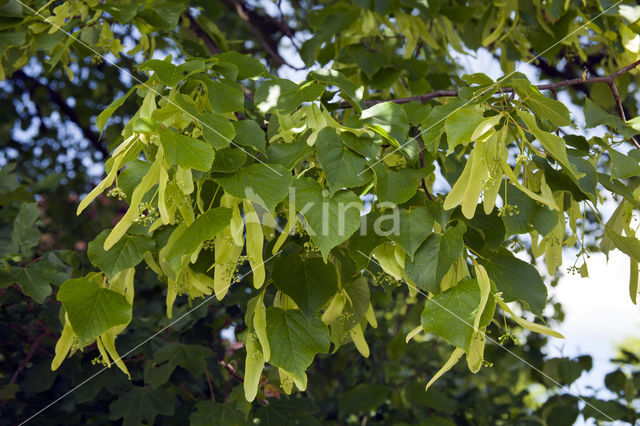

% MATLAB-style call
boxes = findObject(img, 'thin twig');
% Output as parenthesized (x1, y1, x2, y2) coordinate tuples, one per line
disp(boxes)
(607, 80, 640, 149)
(225, 0, 304, 70)
(10, 333, 46, 384)
(413, 127, 432, 200)
(338, 59, 640, 108)
(220, 360, 244, 382)
(184, 11, 254, 104)
(205, 370, 215, 402)
(183, 11, 219, 54)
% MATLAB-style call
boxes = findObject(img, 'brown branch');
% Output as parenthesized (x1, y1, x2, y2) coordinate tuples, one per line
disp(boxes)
(220, 360, 244, 382)
(340, 90, 459, 108)
(10, 333, 46, 384)
(222, 0, 304, 71)
(338, 59, 640, 147)
(205, 370, 215, 402)
(608, 80, 640, 149)
(183, 12, 219, 54)
(184, 11, 254, 104)
(413, 127, 432, 200)
(177, 384, 198, 401)
(12, 70, 109, 158)
(341, 59, 640, 109)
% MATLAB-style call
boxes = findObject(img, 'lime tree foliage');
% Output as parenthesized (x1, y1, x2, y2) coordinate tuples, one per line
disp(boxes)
(2, 0, 640, 424)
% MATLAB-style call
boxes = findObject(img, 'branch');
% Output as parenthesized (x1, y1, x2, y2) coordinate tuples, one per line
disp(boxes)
(341, 59, 640, 109)
(338, 59, 640, 147)
(183, 11, 219, 54)
(608, 80, 640, 149)
(12, 70, 109, 158)
(413, 127, 432, 200)
(222, 0, 304, 70)
(220, 360, 244, 382)
(184, 11, 254, 104)
(10, 333, 46, 384)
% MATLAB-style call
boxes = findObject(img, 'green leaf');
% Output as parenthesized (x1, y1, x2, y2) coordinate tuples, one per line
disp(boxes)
(338, 384, 390, 414)
(405, 223, 466, 293)
(266, 139, 314, 169)
(137, 1, 186, 29)
(420, 277, 495, 351)
(518, 111, 583, 183)
(310, 69, 363, 110)
(420, 100, 466, 155)
(163, 207, 232, 272)
(373, 164, 421, 205)
(0, 162, 19, 195)
(266, 307, 330, 376)
(0, 30, 24, 56)
(604, 227, 640, 263)
(256, 397, 321, 426)
(160, 129, 215, 171)
(583, 98, 637, 137)
(0, 258, 70, 303)
(233, 120, 266, 153)
(201, 79, 244, 114)
(382, 207, 434, 260)
(466, 209, 506, 251)
(581, 397, 635, 422)
(339, 44, 385, 79)
(199, 112, 236, 149)
(513, 81, 571, 127)
(88, 230, 155, 278)
(144, 343, 213, 389)
(501, 183, 558, 236)
(95, 85, 137, 134)
(341, 131, 380, 158)
(347, 210, 385, 269)
(138, 58, 206, 86)
(109, 386, 175, 426)
(215, 51, 268, 80)
(11, 202, 40, 256)
(609, 149, 640, 179)
(255, 79, 325, 114)
(444, 107, 485, 152)
(215, 163, 292, 213)
(543, 356, 592, 387)
(212, 148, 247, 172)
(342, 277, 370, 330)
(97, 2, 138, 23)
(481, 253, 547, 316)
(598, 173, 636, 203)
(272, 254, 339, 317)
(360, 102, 409, 145)
(57, 278, 131, 345)
(190, 401, 251, 426)
(316, 127, 371, 195)
(294, 178, 362, 261)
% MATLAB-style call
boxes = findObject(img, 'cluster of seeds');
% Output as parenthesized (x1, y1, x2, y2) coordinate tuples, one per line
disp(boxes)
(374, 272, 402, 288)
(134, 202, 158, 225)
(201, 239, 215, 251)
(107, 186, 126, 200)
(498, 204, 519, 217)
(91, 356, 109, 366)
